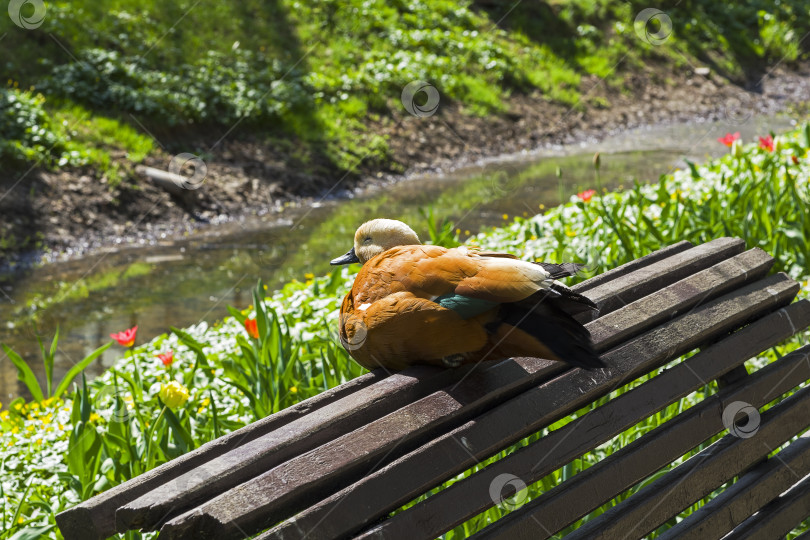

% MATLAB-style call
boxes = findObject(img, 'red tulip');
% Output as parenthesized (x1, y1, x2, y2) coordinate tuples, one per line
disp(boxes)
(110, 326, 138, 347)
(244, 318, 259, 339)
(758, 135, 774, 152)
(157, 351, 174, 367)
(717, 132, 740, 147)
(577, 189, 596, 203)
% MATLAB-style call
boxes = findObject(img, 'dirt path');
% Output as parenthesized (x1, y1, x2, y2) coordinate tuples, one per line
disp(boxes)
(2, 62, 809, 269)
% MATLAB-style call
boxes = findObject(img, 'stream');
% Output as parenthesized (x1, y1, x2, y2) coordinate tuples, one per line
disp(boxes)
(0, 114, 796, 401)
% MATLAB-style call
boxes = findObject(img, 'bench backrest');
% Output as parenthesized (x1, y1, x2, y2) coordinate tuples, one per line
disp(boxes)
(56, 238, 810, 540)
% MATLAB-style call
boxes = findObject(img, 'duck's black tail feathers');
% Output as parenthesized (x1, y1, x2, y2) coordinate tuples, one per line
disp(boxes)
(536, 262, 585, 280)
(505, 281, 604, 370)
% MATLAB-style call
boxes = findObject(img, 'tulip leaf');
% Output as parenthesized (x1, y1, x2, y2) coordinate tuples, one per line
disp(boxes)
(46, 326, 60, 397)
(54, 341, 113, 400)
(227, 305, 246, 321)
(163, 406, 195, 451)
(2, 344, 44, 402)
(9, 524, 57, 540)
(172, 327, 211, 372)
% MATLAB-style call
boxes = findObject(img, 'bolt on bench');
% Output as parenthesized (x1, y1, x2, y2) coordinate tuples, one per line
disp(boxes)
(57, 237, 810, 540)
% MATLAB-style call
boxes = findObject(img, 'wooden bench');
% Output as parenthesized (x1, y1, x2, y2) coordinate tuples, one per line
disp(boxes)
(56, 237, 810, 540)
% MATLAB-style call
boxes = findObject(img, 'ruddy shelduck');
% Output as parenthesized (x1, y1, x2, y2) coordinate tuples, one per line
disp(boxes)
(331, 219, 602, 371)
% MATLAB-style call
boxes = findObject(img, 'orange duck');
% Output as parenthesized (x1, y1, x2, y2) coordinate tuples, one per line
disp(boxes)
(330, 219, 602, 371)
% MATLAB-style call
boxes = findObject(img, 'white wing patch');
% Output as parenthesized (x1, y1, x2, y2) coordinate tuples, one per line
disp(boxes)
(478, 256, 552, 288)
(358, 302, 372, 311)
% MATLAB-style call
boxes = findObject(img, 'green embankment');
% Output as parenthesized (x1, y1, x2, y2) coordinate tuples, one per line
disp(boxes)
(1, 0, 808, 180)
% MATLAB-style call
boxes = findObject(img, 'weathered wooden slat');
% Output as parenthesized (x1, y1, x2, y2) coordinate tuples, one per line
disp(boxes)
(658, 432, 810, 540)
(153, 357, 563, 539)
(588, 248, 773, 352)
(162, 273, 799, 540)
(54, 368, 390, 540)
(347, 302, 810, 540)
(577, 237, 743, 318)
(572, 240, 693, 293)
(109, 363, 486, 533)
(471, 343, 810, 540)
(723, 472, 810, 540)
(112, 239, 744, 536)
(563, 383, 810, 540)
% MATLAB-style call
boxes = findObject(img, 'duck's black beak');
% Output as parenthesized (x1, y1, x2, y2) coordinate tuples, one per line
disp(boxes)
(330, 247, 360, 266)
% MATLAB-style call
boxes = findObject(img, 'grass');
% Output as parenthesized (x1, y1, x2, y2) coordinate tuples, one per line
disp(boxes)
(1, 122, 810, 538)
(1, 0, 809, 185)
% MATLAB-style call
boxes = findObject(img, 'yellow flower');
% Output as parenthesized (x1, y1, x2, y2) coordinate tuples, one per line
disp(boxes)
(502, 214, 509, 220)
(11, 426, 19, 434)
(197, 397, 211, 414)
(159, 381, 190, 408)
(539, 204, 545, 210)
(304, 273, 315, 280)
(89, 413, 102, 423)
(455, 228, 461, 234)
(464, 230, 470, 236)
(289, 386, 298, 394)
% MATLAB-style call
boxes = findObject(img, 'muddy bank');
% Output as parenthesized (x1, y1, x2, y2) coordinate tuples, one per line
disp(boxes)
(2, 62, 810, 269)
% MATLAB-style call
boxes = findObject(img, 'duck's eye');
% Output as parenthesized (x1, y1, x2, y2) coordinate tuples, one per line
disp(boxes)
(363, 237, 373, 244)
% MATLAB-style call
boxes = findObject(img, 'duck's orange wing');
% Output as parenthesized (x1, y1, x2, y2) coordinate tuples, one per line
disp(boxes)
(352, 245, 553, 306)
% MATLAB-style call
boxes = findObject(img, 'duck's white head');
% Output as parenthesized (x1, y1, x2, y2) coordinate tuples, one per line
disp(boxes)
(330, 219, 421, 265)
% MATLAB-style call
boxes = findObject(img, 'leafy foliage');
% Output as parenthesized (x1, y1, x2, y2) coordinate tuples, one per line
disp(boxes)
(2, 0, 809, 174)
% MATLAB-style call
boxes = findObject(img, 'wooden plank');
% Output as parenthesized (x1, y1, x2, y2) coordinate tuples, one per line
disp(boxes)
(160, 274, 800, 540)
(723, 472, 810, 540)
(108, 363, 485, 534)
(114, 241, 753, 536)
(345, 302, 810, 540)
(577, 237, 744, 318)
(658, 433, 810, 540)
(588, 248, 773, 352)
(469, 344, 810, 540)
(561, 383, 810, 540)
(151, 357, 564, 538)
(572, 240, 693, 293)
(54, 368, 389, 540)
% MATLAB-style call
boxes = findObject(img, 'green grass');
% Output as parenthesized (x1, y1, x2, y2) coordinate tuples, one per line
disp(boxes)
(0, 89, 154, 185)
(1, 0, 809, 181)
(2, 123, 810, 538)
